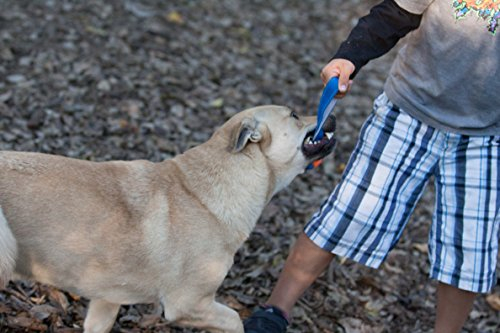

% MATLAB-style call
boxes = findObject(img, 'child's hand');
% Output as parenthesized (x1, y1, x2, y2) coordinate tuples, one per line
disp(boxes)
(320, 58, 355, 99)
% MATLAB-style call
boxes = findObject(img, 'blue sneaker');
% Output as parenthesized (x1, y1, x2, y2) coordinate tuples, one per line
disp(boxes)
(243, 305, 289, 333)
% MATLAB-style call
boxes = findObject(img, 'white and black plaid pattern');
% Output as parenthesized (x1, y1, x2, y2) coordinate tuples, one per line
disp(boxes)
(305, 93, 499, 293)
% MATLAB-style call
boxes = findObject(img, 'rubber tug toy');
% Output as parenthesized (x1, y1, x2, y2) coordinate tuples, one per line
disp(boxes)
(307, 77, 339, 170)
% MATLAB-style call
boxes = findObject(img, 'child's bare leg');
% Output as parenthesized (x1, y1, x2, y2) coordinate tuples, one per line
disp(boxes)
(434, 282, 476, 333)
(267, 232, 334, 313)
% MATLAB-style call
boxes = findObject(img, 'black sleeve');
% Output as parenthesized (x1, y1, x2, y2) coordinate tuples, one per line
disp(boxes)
(333, 0, 423, 78)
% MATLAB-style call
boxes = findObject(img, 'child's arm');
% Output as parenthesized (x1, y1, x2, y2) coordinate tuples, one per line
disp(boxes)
(323, 0, 425, 93)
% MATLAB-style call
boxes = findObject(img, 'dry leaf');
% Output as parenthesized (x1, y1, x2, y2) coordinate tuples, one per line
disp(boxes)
(336, 162, 346, 173)
(486, 294, 500, 311)
(412, 242, 428, 254)
(223, 295, 245, 311)
(166, 11, 184, 24)
(7, 312, 48, 331)
(0, 303, 10, 313)
(138, 314, 161, 328)
(47, 288, 70, 312)
(30, 304, 58, 320)
(210, 97, 224, 108)
(338, 317, 384, 333)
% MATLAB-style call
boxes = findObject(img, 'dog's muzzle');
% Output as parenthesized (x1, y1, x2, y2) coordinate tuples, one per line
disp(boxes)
(302, 115, 336, 160)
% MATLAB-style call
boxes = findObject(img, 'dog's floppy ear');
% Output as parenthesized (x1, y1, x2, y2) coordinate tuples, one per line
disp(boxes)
(232, 117, 264, 153)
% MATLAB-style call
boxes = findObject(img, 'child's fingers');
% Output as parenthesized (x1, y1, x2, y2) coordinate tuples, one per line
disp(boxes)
(320, 66, 340, 86)
(338, 67, 351, 93)
(335, 80, 353, 99)
(320, 59, 355, 96)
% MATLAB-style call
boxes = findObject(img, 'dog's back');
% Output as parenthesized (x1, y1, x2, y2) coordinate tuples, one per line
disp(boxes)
(0, 151, 158, 293)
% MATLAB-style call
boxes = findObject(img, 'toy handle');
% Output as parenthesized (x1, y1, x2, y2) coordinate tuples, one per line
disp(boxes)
(313, 77, 339, 140)
(306, 77, 340, 170)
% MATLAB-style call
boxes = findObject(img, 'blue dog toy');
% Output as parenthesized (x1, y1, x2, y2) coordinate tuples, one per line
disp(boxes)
(313, 77, 339, 140)
(307, 77, 339, 170)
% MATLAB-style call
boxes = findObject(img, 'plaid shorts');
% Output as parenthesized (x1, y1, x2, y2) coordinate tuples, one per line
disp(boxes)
(305, 93, 500, 293)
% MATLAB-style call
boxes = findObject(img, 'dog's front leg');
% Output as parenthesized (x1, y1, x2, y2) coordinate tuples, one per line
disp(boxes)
(83, 299, 121, 333)
(168, 298, 243, 333)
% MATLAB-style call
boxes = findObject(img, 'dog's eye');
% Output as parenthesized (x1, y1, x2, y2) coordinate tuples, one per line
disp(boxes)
(290, 111, 299, 120)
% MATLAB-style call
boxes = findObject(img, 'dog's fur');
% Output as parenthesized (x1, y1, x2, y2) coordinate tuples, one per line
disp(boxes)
(0, 105, 335, 333)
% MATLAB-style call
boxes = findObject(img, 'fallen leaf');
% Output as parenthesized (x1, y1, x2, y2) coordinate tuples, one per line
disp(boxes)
(412, 242, 428, 254)
(223, 295, 245, 311)
(486, 294, 500, 311)
(0, 303, 10, 313)
(139, 314, 161, 328)
(30, 304, 58, 320)
(7, 312, 48, 331)
(338, 317, 384, 333)
(210, 98, 224, 108)
(85, 25, 108, 36)
(30, 294, 46, 305)
(47, 288, 69, 312)
(166, 11, 184, 24)
(383, 262, 404, 274)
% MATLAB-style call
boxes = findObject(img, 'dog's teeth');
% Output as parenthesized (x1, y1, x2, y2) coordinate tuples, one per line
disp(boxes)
(326, 132, 333, 139)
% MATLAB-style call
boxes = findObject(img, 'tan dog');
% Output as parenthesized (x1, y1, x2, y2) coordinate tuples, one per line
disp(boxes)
(0, 105, 336, 333)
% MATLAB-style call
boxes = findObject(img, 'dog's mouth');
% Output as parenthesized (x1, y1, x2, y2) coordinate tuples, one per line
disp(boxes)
(301, 115, 336, 160)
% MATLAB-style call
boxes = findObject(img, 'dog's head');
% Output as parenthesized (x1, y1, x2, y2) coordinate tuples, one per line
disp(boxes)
(225, 105, 336, 193)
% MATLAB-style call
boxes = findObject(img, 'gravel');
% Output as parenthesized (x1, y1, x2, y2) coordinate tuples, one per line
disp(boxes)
(0, 0, 498, 332)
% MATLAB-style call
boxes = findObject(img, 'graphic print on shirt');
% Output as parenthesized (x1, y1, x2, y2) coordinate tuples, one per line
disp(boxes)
(453, 0, 500, 34)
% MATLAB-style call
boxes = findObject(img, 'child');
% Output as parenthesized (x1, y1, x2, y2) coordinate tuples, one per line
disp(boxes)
(244, 0, 500, 332)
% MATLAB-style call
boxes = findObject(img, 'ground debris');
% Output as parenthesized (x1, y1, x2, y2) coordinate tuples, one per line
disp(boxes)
(0, 0, 498, 332)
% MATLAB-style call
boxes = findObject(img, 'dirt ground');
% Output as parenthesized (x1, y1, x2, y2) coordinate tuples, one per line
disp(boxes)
(0, 0, 498, 332)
